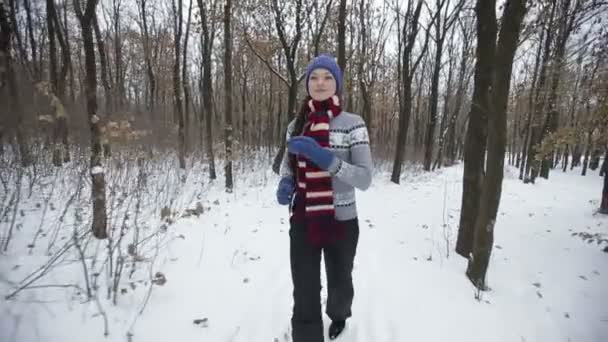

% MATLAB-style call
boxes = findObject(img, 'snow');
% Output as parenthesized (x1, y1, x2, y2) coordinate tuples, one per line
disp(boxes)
(1, 161, 607, 342)
(91, 166, 104, 175)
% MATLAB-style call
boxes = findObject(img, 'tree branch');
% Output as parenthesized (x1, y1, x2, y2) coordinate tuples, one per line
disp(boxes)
(243, 33, 289, 86)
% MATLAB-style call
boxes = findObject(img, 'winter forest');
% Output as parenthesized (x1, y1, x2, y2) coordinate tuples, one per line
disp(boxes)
(1, 0, 607, 341)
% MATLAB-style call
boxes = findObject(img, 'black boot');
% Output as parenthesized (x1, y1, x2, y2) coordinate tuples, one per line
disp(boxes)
(328, 320, 345, 340)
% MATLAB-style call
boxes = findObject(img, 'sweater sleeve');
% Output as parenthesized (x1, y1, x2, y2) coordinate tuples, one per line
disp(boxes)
(327, 116, 373, 190)
(279, 120, 296, 179)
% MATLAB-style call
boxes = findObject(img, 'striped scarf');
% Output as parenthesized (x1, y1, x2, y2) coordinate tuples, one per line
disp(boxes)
(292, 95, 345, 246)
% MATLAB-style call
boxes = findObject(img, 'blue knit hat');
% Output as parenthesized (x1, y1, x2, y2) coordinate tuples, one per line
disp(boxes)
(305, 54, 343, 95)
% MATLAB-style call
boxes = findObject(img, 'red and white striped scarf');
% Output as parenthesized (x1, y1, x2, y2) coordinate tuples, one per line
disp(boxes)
(293, 95, 345, 246)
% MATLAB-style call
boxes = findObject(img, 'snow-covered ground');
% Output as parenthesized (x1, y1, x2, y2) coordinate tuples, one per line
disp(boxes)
(1, 161, 607, 342)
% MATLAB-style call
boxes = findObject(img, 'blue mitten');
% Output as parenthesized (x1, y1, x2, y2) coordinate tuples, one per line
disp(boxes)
(276, 176, 295, 205)
(287, 136, 335, 170)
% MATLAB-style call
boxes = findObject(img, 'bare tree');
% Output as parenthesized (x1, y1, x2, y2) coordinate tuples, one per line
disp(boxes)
(224, 0, 234, 192)
(523, 0, 557, 183)
(446, 16, 474, 166)
(357, 0, 390, 139)
(423, 0, 464, 171)
(244, 0, 322, 173)
(464, 0, 527, 289)
(111, 0, 125, 108)
(172, 0, 186, 169)
(137, 0, 156, 114)
(24, 0, 38, 79)
(455, 0, 496, 258)
(538, 0, 585, 178)
(182, 0, 193, 153)
(337, 0, 347, 71)
(74, 0, 108, 239)
(1, 0, 30, 167)
(197, 0, 218, 180)
(390, 0, 432, 183)
(92, 13, 112, 158)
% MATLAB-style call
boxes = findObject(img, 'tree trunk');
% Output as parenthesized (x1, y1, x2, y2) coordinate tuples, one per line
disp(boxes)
(519, 26, 544, 180)
(337, 0, 347, 71)
(0, 1, 6, 155)
(92, 14, 112, 157)
(7, 0, 25, 67)
(47, 0, 58, 96)
(424, 33, 443, 171)
(74, 0, 107, 239)
(198, 0, 216, 180)
(139, 0, 156, 115)
(1, 1, 30, 167)
(581, 128, 592, 176)
(455, 0, 496, 259)
(172, 0, 185, 169)
(434, 34, 455, 170)
(223, 0, 233, 192)
(466, 0, 526, 290)
(23, 0, 38, 78)
(47, 0, 62, 162)
(391, 67, 412, 184)
(182, 0, 193, 154)
(425, 0, 456, 171)
(539, 0, 578, 179)
(112, 0, 124, 109)
(51, 2, 70, 101)
(524, 0, 556, 183)
(267, 0, 318, 174)
(391, 0, 425, 183)
(600, 153, 608, 214)
(271, 81, 298, 174)
(357, 0, 372, 132)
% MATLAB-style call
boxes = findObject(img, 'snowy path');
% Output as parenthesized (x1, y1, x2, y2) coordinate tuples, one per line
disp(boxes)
(126, 165, 608, 342)
(1, 165, 607, 342)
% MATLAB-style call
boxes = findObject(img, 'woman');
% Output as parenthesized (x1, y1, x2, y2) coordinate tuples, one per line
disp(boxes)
(276, 54, 373, 341)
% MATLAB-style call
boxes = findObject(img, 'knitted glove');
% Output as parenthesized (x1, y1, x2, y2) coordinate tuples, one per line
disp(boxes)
(276, 176, 295, 205)
(287, 136, 335, 170)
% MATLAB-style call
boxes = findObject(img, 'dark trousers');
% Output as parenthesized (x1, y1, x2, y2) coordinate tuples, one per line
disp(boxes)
(289, 218, 359, 342)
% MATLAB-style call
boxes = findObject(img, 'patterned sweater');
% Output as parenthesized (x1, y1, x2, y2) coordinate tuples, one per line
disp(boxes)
(280, 111, 373, 220)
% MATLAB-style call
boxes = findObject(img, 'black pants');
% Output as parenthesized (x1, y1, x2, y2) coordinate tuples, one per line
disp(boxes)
(289, 218, 359, 342)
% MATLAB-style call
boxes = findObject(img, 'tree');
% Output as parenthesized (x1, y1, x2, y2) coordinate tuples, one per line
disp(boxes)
(523, 0, 557, 183)
(463, 0, 527, 289)
(182, 0, 193, 153)
(244, 0, 322, 174)
(423, 0, 464, 171)
(224, 0, 234, 192)
(92, 13, 112, 157)
(0, 0, 31, 167)
(391, 0, 432, 184)
(445, 16, 474, 166)
(197, 0, 218, 180)
(172, 0, 186, 169)
(455, 0, 495, 259)
(337, 0, 347, 71)
(74, 0, 108, 239)
(137, 0, 156, 115)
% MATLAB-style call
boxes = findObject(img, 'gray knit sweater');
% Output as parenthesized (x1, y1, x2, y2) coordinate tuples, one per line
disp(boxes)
(279, 111, 373, 220)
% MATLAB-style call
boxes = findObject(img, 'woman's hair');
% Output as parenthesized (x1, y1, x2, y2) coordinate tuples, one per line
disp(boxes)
(288, 96, 312, 177)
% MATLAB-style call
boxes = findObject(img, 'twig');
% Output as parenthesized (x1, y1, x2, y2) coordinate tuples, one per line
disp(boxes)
(29, 168, 60, 254)
(73, 226, 93, 299)
(3, 170, 23, 252)
(93, 291, 110, 337)
(5, 231, 85, 300)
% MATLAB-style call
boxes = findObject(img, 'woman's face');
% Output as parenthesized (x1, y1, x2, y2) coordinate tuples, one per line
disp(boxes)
(308, 68, 337, 101)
